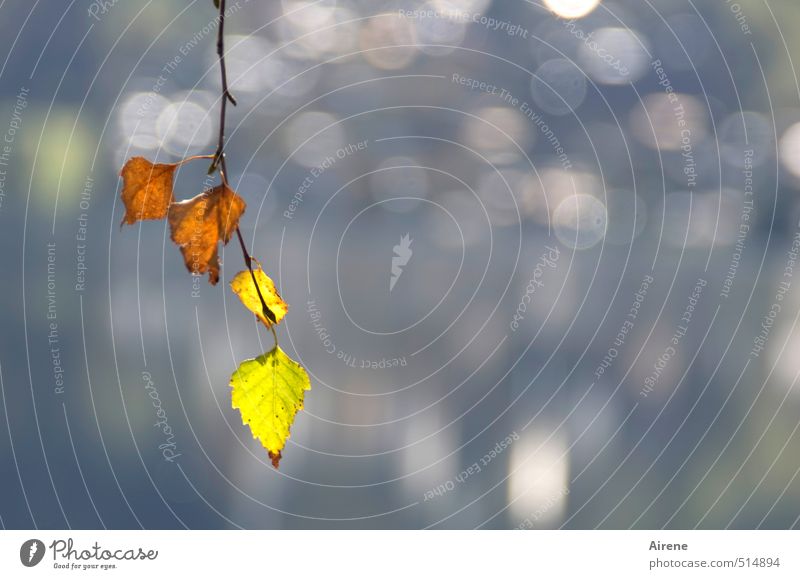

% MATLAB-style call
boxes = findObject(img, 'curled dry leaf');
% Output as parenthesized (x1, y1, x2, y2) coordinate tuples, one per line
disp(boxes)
(230, 346, 311, 468)
(168, 183, 246, 285)
(120, 157, 178, 225)
(230, 267, 288, 327)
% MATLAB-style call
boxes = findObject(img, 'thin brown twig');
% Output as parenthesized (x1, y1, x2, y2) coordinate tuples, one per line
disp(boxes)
(215, 0, 277, 347)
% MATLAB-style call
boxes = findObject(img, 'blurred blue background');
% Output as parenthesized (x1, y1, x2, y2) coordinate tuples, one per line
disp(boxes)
(2, 0, 800, 529)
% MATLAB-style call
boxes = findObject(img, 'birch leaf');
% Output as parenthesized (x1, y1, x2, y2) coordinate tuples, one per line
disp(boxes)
(120, 157, 178, 225)
(230, 267, 288, 327)
(168, 183, 246, 285)
(230, 346, 311, 468)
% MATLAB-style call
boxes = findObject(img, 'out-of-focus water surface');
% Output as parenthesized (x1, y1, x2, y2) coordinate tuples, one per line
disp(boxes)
(2, 0, 800, 529)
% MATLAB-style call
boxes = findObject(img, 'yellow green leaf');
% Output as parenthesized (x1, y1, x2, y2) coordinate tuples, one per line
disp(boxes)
(230, 346, 311, 468)
(230, 267, 288, 326)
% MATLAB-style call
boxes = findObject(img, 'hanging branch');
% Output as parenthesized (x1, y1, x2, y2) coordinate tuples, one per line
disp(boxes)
(212, 0, 278, 345)
(119, 0, 311, 468)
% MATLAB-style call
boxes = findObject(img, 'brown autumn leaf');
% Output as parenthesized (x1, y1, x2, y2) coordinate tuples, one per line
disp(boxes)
(120, 157, 178, 225)
(168, 184, 246, 285)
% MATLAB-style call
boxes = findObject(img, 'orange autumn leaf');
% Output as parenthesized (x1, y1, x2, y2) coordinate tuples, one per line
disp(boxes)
(120, 157, 178, 225)
(168, 183, 246, 285)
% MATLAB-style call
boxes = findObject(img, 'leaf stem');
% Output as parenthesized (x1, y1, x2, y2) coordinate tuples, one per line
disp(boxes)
(176, 154, 215, 166)
(215, 0, 278, 344)
(268, 322, 278, 349)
